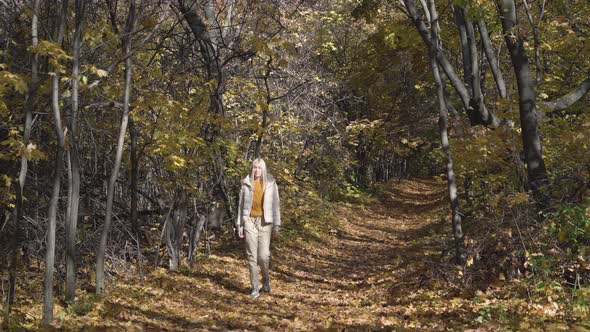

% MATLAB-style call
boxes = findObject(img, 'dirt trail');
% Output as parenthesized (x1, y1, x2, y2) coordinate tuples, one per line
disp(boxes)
(265, 177, 451, 329)
(58, 178, 469, 331)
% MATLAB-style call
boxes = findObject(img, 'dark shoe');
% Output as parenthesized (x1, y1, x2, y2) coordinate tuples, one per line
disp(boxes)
(262, 279, 271, 293)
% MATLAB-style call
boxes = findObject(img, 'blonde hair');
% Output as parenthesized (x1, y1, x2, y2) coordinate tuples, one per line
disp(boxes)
(250, 158, 268, 190)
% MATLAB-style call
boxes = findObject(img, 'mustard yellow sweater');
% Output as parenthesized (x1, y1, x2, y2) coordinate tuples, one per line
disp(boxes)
(249, 179, 264, 217)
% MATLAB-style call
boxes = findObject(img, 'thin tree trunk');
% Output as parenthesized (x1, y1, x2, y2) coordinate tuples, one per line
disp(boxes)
(522, 0, 545, 85)
(156, 201, 175, 267)
(166, 190, 187, 271)
(222, 0, 237, 40)
(464, 13, 486, 125)
(451, 4, 487, 126)
(477, 19, 508, 99)
(255, 58, 272, 158)
(188, 213, 206, 267)
(65, 0, 86, 304)
(428, 0, 464, 262)
(5, 0, 41, 323)
(65, 148, 73, 286)
(96, 0, 138, 294)
(452, 6, 471, 95)
(43, 0, 68, 325)
(497, 0, 549, 208)
(129, 115, 139, 236)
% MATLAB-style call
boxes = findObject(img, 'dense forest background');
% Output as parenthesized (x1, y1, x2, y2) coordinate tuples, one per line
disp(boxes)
(0, 0, 589, 329)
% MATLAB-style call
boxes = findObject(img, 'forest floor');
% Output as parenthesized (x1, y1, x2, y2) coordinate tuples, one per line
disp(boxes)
(10, 178, 590, 331)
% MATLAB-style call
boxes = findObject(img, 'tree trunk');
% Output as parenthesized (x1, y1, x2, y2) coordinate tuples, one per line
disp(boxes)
(451, 4, 488, 126)
(177, 0, 225, 118)
(129, 115, 139, 236)
(65, 0, 86, 304)
(403, 0, 502, 127)
(188, 212, 206, 268)
(177, 0, 234, 221)
(43, 0, 68, 325)
(521, 0, 545, 85)
(96, 0, 138, 294)
(497, 0, 549, 208)
(5, 0, 41, 324)
(254, 58, 272, 158)
(452, 6, 472, 95)
(428, 0, 465, 262)
(464, 13, 486, 122)
(477, 19, 508, 99)
(166, 190, 187, 271)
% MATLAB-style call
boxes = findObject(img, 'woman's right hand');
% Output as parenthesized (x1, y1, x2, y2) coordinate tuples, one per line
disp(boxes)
(238, 226, 244, 239)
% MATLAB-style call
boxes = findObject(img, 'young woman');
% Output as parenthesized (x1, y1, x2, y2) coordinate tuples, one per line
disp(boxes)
(236, 158, 281, 298)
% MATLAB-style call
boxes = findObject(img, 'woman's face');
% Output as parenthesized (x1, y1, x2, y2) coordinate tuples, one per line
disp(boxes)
(253, 163, 263, 179)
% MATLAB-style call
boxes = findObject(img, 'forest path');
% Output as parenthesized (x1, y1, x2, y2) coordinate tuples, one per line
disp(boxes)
(75, 177, 465, 331)
(23, 178, 586, 330)
(261, 177, 453, 330)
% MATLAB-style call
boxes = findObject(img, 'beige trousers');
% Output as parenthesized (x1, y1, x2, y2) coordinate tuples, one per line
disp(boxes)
(244, 216, 272, 289)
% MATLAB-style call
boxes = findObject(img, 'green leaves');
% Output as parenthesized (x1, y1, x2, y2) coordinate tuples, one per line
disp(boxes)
(551, 202, 590, 253)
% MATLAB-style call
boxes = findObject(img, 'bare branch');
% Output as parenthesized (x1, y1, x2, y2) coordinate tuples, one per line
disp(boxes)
(541, 75, 590, 112)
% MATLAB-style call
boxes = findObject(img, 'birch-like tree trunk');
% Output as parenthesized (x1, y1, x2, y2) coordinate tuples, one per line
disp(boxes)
(477, 19, 508, 99)
(166, 190, 187, 271)
(64, 0, 86, 304)
(5, 0, 41, 323)
(463, 13, 486, 123)
(43, 0, 68, 325)
(129, 115, 139, 236)
(451, 4, 488, 126)
(402, 0, 503, 127)
(427, 0, 465, 262)
(96, 0, 138, 294)
(188, 212, 206, 267)
(452, 6, 472, 95)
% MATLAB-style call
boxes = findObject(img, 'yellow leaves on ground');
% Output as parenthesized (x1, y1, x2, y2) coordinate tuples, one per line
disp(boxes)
(6, 178, 588, 330)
